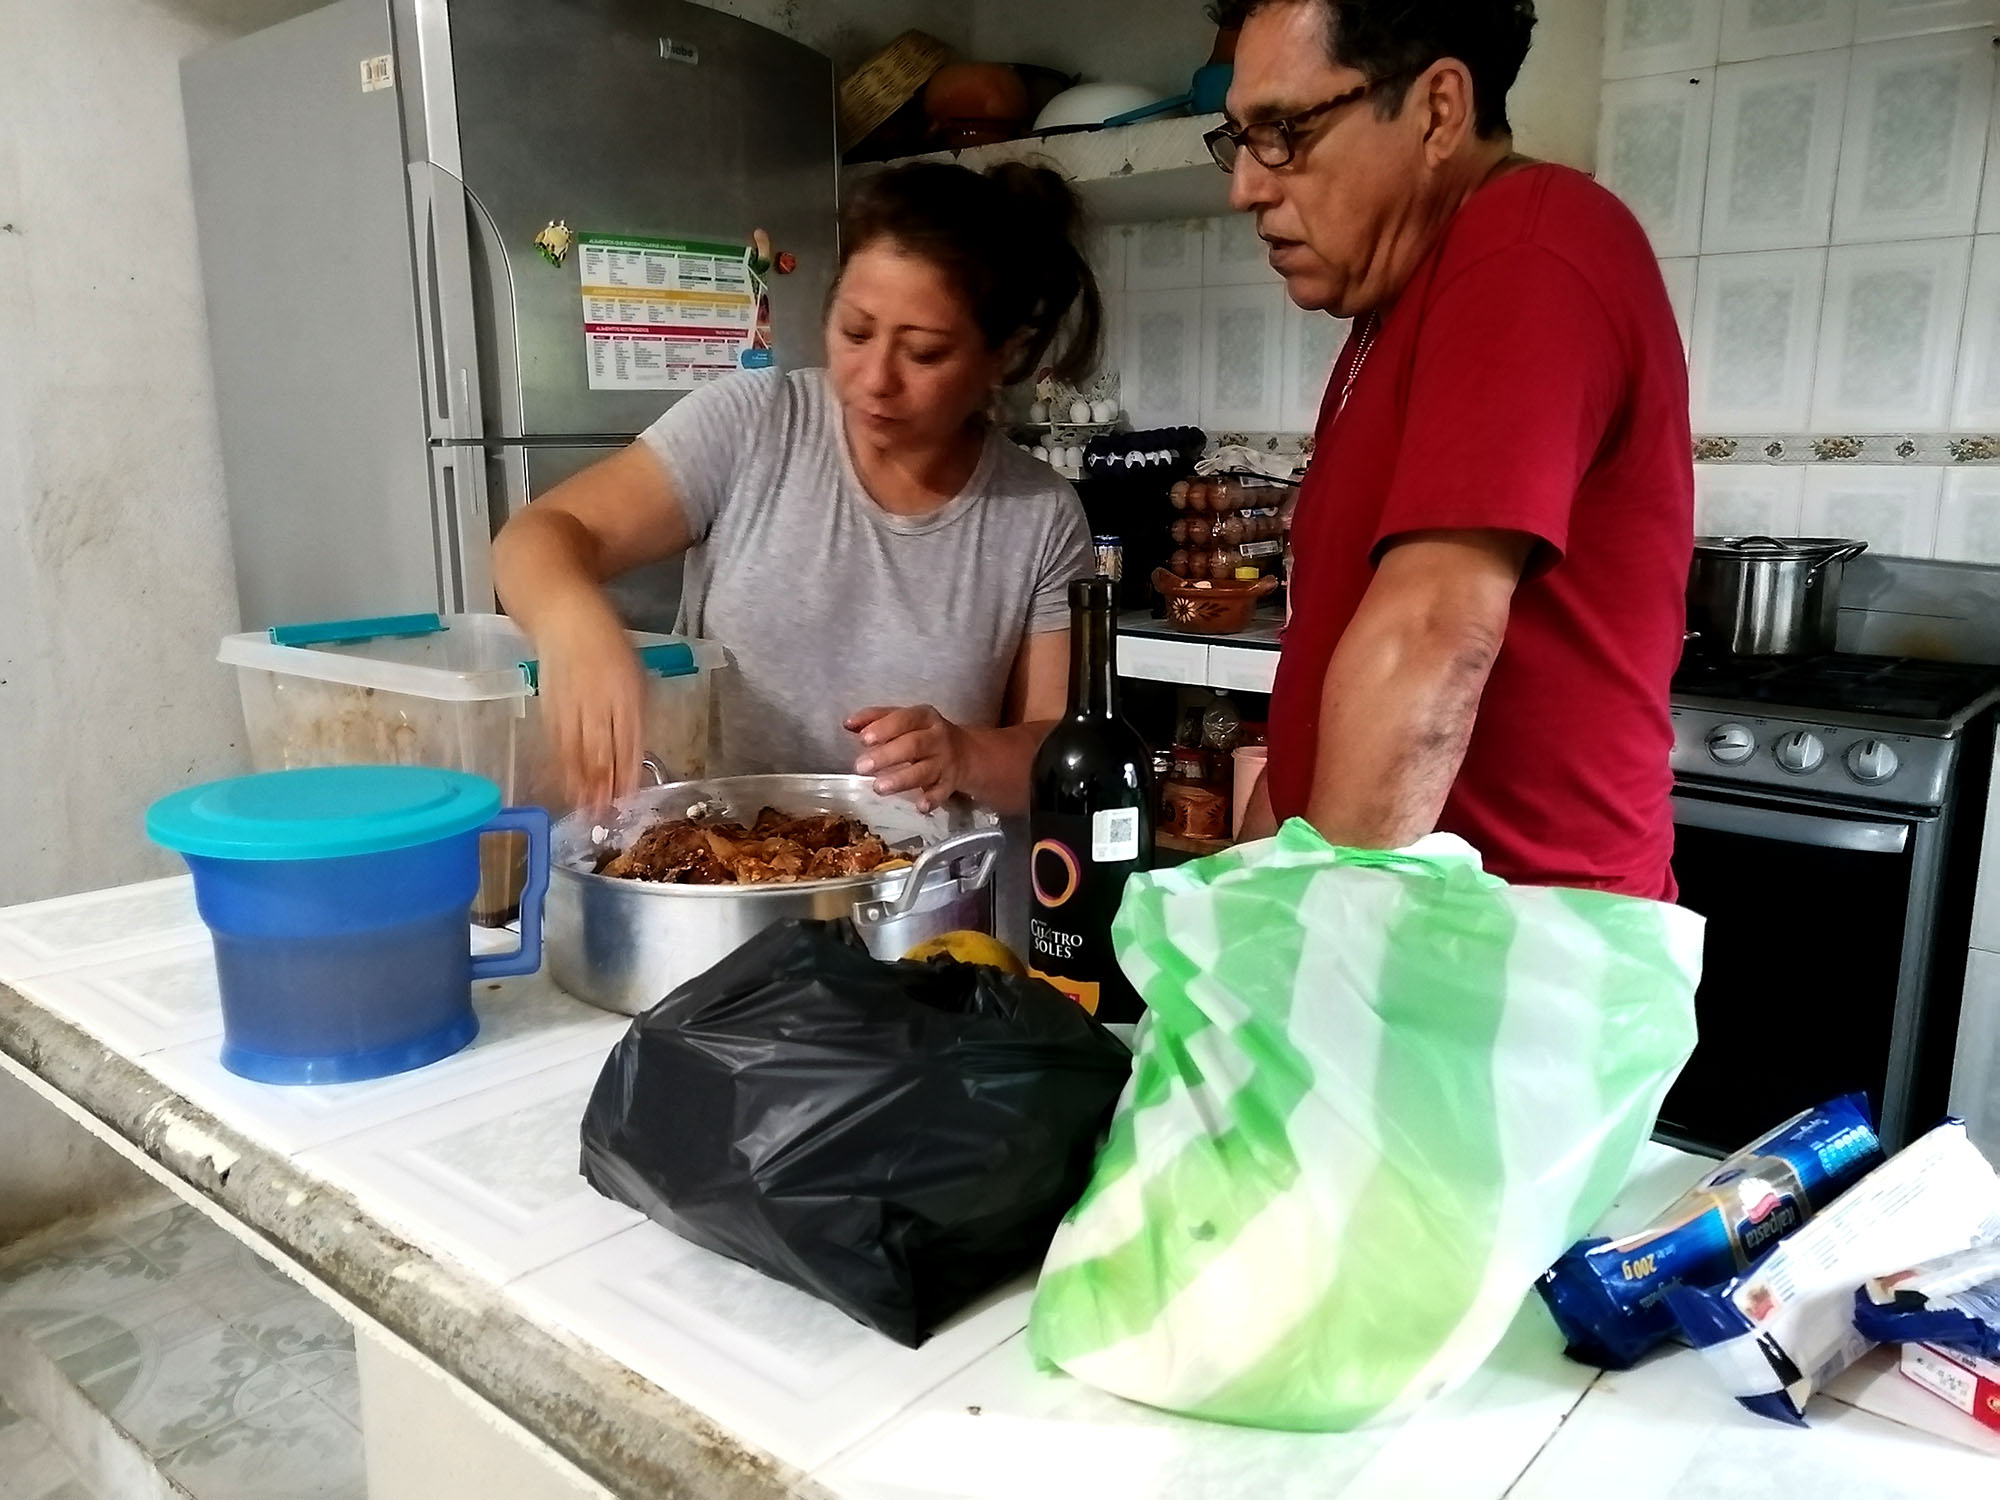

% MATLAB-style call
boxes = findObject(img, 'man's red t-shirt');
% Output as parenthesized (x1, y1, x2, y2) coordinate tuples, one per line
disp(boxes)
(1266, 164, 1690, 899)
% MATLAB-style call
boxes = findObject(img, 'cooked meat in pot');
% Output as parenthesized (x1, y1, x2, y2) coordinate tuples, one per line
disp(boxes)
(597, 807, 912, 886)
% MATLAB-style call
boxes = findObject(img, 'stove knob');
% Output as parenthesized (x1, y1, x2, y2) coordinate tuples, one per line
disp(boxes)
(1846, 738, 1900, 785)
(1706, 723, 1757, 765)
(1774, 730, 1825, 774)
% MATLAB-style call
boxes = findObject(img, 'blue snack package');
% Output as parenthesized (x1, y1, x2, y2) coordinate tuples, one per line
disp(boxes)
(1537, 1094, 1883, 1368)
(1663, 1120, 2000, 1424)
(1853, 1245, 2000, 1360)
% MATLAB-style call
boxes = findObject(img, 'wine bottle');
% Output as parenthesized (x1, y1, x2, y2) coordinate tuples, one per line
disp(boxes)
(1028, 577, 1155, 1021)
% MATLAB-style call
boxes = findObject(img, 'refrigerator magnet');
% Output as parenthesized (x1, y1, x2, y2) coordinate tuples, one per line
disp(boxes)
(533, 220, 573, 268)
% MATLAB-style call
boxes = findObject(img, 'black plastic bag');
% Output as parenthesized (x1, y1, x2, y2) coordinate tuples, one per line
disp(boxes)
(579, 919, 1133, 1347)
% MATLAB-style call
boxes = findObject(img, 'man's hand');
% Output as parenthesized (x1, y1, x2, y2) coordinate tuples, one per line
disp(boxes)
(848, 705, 972, 814)
(1305, 529, 1534, 849)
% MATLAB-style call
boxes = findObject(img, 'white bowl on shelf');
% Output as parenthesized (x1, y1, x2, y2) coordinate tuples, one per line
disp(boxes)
(1034, 83, 1169, 133)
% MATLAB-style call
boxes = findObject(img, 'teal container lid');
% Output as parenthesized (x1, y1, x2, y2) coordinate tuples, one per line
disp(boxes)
(147, 767, 502, 862)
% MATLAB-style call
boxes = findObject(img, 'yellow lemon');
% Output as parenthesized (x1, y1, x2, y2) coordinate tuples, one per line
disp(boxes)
(903, 930, 1026, 976)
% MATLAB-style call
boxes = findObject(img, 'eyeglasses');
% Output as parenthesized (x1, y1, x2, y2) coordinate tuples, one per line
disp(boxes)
(1204, 82, 1377, 173)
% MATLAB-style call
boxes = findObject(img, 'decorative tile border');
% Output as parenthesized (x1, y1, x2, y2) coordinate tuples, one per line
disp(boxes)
(1192, 433, 2000, 465)
(1692, 434, 2000, 464)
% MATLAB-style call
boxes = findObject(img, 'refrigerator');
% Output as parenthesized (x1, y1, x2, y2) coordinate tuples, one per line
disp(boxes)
(183, 0, 839, 632)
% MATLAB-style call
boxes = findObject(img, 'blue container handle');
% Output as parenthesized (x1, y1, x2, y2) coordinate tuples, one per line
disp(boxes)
(269, 612, 446, 647)
(471, 807, 551, 980)
(518, 640, 696, 693)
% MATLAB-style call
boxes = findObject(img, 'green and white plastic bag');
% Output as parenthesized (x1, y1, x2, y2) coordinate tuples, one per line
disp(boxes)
(1028, 824, 1703, 1431)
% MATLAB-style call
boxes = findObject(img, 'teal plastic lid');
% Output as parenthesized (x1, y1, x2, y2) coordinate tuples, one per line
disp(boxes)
(146, 767, 502, 862)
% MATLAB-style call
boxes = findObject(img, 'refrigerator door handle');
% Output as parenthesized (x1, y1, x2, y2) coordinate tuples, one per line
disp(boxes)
(430, 445, 495, 612)
(408, 160, 486, 444)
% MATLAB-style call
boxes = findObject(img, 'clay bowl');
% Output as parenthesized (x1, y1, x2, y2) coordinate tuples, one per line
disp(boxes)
(1151, 568, 1279, 635)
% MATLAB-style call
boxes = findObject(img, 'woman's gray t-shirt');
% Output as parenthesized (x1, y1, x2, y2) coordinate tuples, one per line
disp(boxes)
(638, 369, 1092, 777)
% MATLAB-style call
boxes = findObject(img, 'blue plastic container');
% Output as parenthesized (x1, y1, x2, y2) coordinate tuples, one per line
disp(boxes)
(146, 767, 550, 1085)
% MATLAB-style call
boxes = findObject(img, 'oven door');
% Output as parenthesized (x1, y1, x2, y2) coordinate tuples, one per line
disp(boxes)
(1660, 784, 1940, 1154)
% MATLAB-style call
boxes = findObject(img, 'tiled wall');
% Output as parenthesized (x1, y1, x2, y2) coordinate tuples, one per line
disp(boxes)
(1595, 0, 2000, 561)
(1088, 219, 1350, 437)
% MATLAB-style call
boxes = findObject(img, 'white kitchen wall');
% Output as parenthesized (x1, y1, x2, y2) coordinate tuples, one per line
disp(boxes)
(1596, 3, 2000, 559)
(0, 0, 341, 907)
(1093, 218, 1352, 434)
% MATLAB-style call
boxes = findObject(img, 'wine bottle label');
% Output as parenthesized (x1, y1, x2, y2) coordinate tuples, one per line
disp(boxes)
(1028, 817, 1145, 1021)
(1091, 808, 1140, 862)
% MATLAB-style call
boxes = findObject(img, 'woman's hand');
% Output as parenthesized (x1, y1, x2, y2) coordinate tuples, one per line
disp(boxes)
(847, 704, 972, 814)
(541, 596, 649, 814)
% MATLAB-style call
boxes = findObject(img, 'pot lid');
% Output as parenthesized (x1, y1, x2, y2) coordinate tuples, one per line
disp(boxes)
(147, 766, 500, 862)
(1693, 534, 1867, 559)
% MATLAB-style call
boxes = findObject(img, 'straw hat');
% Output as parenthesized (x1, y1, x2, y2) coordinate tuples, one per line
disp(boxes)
(838, 31, 955, 149)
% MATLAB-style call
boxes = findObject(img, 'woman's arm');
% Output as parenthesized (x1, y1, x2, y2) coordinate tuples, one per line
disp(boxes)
(846, 626, 1069, 816)
(492, 444, 695, 809)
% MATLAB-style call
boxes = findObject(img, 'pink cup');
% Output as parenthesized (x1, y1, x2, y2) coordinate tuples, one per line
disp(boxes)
(1231, 745, 1269, 838)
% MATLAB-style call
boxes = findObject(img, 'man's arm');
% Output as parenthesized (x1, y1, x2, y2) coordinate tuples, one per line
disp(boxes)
(1304, 529, 1534, 849)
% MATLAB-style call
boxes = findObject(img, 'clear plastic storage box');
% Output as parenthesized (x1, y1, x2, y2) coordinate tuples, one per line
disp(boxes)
(219, 612, 725, 811)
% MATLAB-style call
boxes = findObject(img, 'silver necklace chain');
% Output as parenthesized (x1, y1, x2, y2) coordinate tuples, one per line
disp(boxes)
(1334, 313, 1377, 422)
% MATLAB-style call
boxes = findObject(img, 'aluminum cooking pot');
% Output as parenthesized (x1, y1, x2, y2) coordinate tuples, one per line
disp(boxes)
(1686, 535, 1867, 657)
(546, 773, 1005, 1016)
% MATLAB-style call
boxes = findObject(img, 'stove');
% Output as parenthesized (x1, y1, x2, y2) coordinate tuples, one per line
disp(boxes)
(1671, 654, 2000, 809)
(1662, 653, 2000, 1155)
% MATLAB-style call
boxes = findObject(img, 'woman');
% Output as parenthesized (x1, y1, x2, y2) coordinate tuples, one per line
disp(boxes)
(494, 161, 1101, 818)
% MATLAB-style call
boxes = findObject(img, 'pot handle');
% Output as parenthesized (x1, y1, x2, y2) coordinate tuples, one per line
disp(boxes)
(1812, 540, 1869, 573)
(853, 827, 1008, 928)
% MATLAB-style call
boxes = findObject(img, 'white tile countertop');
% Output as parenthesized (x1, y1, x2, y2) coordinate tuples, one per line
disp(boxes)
(1, 876, 1997, 1497)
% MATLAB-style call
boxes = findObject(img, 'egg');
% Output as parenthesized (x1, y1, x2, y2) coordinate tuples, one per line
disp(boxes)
(1027, 401, 1049, 424)
(1169, 480, 1190, 510)
(1090, 398, 1117, 424)
(1068, 399, 1092, 424)
(1031, 446, 1050, 464)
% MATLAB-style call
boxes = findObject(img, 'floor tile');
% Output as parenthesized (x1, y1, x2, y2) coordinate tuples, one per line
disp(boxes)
(162, 1389, 365, 1500)
(118, 1202, 239, 1279)
(226, 1287, 353, 1366)
(303, 1362, 361, 1428)
(71, 1320, 292, 1456)
(0, 1402, 94, 1500)
(174, 1245, 303, 1327)
(29, 1283, 215, 1366)
(0, 1235, 175, 1331)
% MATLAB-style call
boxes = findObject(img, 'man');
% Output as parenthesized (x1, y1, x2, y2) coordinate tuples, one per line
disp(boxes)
(1222, 0, 1690, 899)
